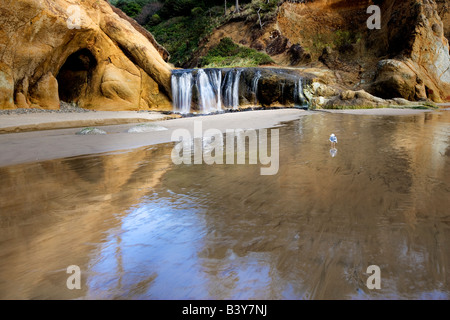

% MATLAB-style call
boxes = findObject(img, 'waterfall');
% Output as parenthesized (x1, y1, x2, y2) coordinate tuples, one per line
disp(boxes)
(171, 68, 309, 113)
(222, 69, 243, 109)
(197, 69, 222, 114)
(208, 69, 222, 111)
(280, 81, 286, 105)
(171, 71, 193, 114)
(232, 69, 243, 109)
(251, 70, 261, 105)
(294, 77, 306, 107)
(172, 69, 226, 114)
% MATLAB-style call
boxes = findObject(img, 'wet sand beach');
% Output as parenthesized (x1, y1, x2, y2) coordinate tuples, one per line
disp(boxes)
(0, 108, 448, 299)
(0, 108, 435, 167)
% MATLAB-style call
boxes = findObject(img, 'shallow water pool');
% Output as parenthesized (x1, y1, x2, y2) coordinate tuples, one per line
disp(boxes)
(0, 111, 449, 299)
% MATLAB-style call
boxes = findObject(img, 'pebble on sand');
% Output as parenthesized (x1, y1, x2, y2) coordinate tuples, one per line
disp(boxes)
(76, 127, 107, 135)
(127, 123, 168, 133)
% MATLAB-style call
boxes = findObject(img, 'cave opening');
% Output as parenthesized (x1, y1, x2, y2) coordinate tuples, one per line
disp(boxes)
(57, 49, 97, 103)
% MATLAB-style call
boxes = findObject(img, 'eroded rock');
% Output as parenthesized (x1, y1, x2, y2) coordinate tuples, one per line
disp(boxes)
(0, 0, 172, 111)
(288, 44, 312, 66)
(368, 0, 450, 102)
(0, 63, 14, 110)
(29, 72, 60, 110)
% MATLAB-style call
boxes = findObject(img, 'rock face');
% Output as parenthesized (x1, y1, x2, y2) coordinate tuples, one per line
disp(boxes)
(0, 0, 173, 111)
(278, 0, 450, 102)
(436, 0, 450, 41)
(369, 0, 450, 102)
(0, 62, 14, 109)
(193, 0, 449, 103)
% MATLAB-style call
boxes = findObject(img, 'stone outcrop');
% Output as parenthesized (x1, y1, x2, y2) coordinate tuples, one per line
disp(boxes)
(368, 0, 450, 102)
(302, 82, 434, 110)
(1, 0, 448, 112)
(193, 0, 449, 103)
(0, 0, 173, 111)
(436, 0, 450, 41)
(278, 0, 450, 102)
(0, 62, 14, 109)
(288, 44, 312, 66)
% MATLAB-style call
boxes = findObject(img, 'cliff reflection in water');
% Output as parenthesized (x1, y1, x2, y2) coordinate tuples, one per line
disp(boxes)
(0, 111, 449, 299)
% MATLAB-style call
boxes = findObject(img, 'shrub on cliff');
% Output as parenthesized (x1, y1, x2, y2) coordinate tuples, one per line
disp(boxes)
(201, 37, 273, 67)
(115, 0, 142, 17)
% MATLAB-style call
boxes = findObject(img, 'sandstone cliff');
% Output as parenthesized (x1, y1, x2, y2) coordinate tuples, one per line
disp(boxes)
(284, 0, 450, 102)
(0, 0, 173, 111)
(189, 0, 450, 102)
(369, 0, 450, 102)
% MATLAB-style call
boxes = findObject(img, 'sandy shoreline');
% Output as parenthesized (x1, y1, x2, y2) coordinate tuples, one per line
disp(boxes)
(0, 109, 310, 167)
(0, 111, 178, 134)
(0, 107, 443, 167)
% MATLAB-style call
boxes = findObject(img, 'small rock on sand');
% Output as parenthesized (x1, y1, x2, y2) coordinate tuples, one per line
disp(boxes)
(127, 123, 168, 133)
(76, 127, 107, 135)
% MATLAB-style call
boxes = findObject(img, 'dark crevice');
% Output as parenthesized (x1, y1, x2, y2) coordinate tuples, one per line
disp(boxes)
(56, 49, 97, 103)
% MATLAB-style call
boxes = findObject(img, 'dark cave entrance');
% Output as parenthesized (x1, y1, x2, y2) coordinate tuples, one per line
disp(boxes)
(57, 49, 97, 103)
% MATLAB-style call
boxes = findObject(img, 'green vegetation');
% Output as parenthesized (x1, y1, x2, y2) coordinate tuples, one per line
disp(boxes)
(310, 30, 362, 56)
(148, 10, 225, 66)
(242, 0, 279, 27)
(201, 37, 273, 68)
(410, 105, 431, 109)
(333, 30, 361, 52)
(110, 0, 278, 67)
(146, 2, 232, 67)
(323, 105, 379, 110)
(148, 13, 161, 25)
(323, 103, 438, 110)
(419, 101, 438, 109)
(311, 34, 331, 54)
(111, 0, 155, 18)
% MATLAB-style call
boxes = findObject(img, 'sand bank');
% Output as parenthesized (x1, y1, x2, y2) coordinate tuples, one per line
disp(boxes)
(0, 107, 442, 167)
(0, 109, 310, 167)
(0, 111, 177, 134)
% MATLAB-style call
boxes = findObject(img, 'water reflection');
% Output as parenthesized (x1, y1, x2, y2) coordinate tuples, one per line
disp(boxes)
(330, 148, 338, 158)
(0, 111, 449, 299)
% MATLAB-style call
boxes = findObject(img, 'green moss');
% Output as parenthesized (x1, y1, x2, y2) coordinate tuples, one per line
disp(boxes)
(419, 101, 439, 109)
(323, 104, 438, 110)
(311, 34, 333, 53)
(407, 104, 438, 110)
(334, 30, 361, 49)
(201, 37, 273, 68)
(323, 105, 382, 110)
(310, 30, 361, 55)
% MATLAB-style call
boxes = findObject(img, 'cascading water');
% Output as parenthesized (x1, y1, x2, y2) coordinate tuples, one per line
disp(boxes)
(208, 69, 222, 111)
(171, 71, 193, 114)
(294, 77, 307, 107)
(280, 81, 286, 105)
(251, 70, 261, 105)
(233, 69, 243, 109)
(197, 69, 222, 114)
(222, 69, 243, 109)
(171, 68, 309, 114)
